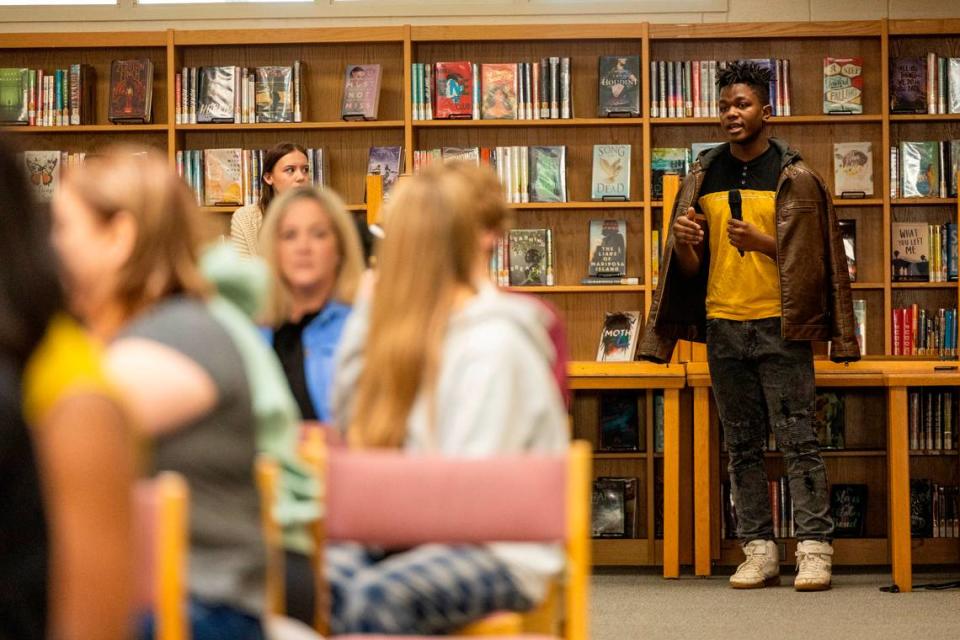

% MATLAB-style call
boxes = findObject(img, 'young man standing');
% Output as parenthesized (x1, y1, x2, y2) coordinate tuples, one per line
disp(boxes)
(639, 61, 860, 591)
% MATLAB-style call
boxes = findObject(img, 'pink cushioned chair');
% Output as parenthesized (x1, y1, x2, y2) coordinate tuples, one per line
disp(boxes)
(303, 440, 592, 640)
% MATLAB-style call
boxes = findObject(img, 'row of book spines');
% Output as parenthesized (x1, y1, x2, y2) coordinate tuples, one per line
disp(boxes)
(889, 142, 960, 199)
(489, 228, 555, 287)
(924, 54, 960, 115)
(891, 306, 958, 357)
(908, 389, 957, 452)
(174, 64, 303, 125)
(911, 481, 960, 539)
(649, 59, 791, 118)
(9, 66, 94, 127)
(411, 59, 572, 121)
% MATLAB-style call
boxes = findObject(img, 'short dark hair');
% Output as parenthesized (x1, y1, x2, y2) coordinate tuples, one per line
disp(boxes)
(716, 60, 772, 106)
(259, 141, 309, 214)
(0, 135, 63, 368)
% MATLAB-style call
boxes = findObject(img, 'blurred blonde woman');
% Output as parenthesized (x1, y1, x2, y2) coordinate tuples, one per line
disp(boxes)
(258, 185, 365, 624)
(50, 146, 267, 640)
(330, 163, 568, 636)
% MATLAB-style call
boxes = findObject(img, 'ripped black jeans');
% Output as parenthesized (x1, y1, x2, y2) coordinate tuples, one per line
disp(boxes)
(707, 317, 834, 543)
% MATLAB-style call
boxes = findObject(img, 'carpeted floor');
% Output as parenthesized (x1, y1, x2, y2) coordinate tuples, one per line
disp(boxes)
(591, 569, 960, 640)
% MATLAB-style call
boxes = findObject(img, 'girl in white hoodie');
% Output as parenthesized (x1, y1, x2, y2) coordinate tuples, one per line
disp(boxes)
(330, 162, 568, 636)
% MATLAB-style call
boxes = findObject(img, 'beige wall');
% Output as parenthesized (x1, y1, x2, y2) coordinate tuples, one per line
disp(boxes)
(0, 0, 959, 32)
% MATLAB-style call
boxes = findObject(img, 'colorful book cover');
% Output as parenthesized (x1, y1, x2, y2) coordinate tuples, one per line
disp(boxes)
(528, 146, 566, 203)
(588, 219, 628, 277)
(0, 68, 28, 124)
(508, 228, 550, 286)
(651, 148, 690, 200)
(255, 66, 293, 123)
(596, 311, 641, 362)
(892, 222, 930, 282)
(341, 63, 381, 120)
(597, 55, 640, 117)
(109, 59, 153, 123)
(23, 150, 61, 203)
(899, 140, 940, 198)
(948, 139, 960, 197)
(823, 57, 863, 114)
(591, 144, 631, 200)
(831, 484, 867, 537)
(833, 142, 873, 196)
(480, 63, 518, 120)
(890, 57, 927, 113)
(197, 66, 236, 123)
(598, 391, 640, 452)
(838, 219, 857, 282)
(366, 146, 403, 196)
(814, 392, 845, 449)
(203, 148, 243, 206)
(434, 61, 473, 119)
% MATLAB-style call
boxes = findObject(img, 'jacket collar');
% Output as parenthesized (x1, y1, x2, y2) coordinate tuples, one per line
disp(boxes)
(693, 137, 801, 174)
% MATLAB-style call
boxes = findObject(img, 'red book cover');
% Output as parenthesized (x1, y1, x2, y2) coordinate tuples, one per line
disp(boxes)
(893, 307, 903, 356)
(905, 305, 914, 356)
(109, 59, 153, 123)
(481, 63, 518, 120)
(434, 61, 473, 119)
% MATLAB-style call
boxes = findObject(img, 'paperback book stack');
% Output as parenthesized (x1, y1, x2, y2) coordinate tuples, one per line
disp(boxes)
(412, 58, 573, 120)
(650, 58, 791, 118)
(0, 65, 95, 126)
(908, 389, 957, 452)
(890, 140, 960, 198)
(488, 228, 554, 287)
(177, 147, 328, 207)
(890, 56, 960, 114)
(176, 63, 304, 124)
(891, 304, 957, 357)
(910, 480, 960, 538)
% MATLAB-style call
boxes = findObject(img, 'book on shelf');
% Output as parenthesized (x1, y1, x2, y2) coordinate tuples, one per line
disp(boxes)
(591, 477, 638, 539)
(596, 311, 641, 362)
(480, 63, 518, 120)
(598, 391, 641, 452)
(254, 66, 294, 123)
(581, 277, 640, 286)
(909, 389, 958, 452)
(891, 222, 929, 282)
(823, 57, 863, 115)
(898, 141, 940, 198)
(853, 298, 867, 356)
(440, 146, 480, 165)
(0, 65, 94, 127)
(434, 61, 473, 119)
(838, 219, 857, 282)
(814, 391, 845, 449)
(0, 68, 28, 124)
(830, 484, 867, 538)
(528, 146, 567, 203)
(109, 59, 153, 124)
(651, 230, 661, 287)
(932, 485, 960, 538)
(892, 304, 957, 357)
(650, 148, 690, 200)
(833, 142, 873, 197)
(202, 148, 243, 207)
(22, 150, 63, 203)
(591, 144, 631, 201)
(588, 219, 627, 278)
(890, 57, 927, 113)
(768, 476, 794, 538)
(597, 55, 640, 117)
(197, 66, 237, 123)
(951, 58, 960, 115)
(914, 54, 960, 115)
(507, 228, 553, 286)
(341, 64, 381, 121)
(367, 146, 403, 197)
(911, 479, 934, 537)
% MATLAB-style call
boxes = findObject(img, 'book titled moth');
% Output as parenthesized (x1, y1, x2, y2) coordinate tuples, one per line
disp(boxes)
(591, 144, 631, 201)
(597, 55, 640, 117)
(434, 61, 473, 119)
(823, 57, 863, 114)
(596, 311, 641, 362)
(341, 64, 381, 121)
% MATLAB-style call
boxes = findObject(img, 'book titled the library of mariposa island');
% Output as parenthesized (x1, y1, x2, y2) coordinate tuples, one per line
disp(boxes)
(596, 311, 641, 362)
(480, 63, 519, 120)
(598, 391, 641, 452)
(591, 477, 638, 538)
(508, 228, 553, 286)
(109, 59, 153, 124)
(823, 57, 863, 114)
(891, 57, 927, 113)
(588, 219, 627, 278)
(255, 66, 294, 123)
(833, 142, 873, 197)
(434, 61, 473, 119)
(591, 144, 631, 201)
(341, 63, 381, 121)
(831, 484, 867, 538)
(202, 148, 243, 207)
(597, 55, 640, 117)
(197, 66, 237, 123)
(651, 148, 691, 200)
(892, 222, 930, 282)
(22, 150, 61, 203)
(528, 145, 567, 203)
(366, 146, 403, 196)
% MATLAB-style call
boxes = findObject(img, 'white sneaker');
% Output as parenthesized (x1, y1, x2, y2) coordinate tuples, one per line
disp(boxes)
(730, 539, 780, 589)
(795, 540, 833, 591)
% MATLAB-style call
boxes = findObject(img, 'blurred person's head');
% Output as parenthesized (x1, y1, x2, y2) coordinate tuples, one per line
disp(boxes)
(259, 185, 365, 324)
(349, 162, 509, 449)
(51, 145, 208, 338)
(259, 142, 310, 215)
(0, 136, 63, 367)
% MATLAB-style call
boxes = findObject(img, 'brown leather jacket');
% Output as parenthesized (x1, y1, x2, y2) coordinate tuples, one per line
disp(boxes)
(638, 138, 861, 364)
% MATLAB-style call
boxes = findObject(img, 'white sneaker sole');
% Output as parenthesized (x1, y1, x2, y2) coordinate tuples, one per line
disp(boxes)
(794, 579, 831, 592)
(730, 575, 781, 589)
